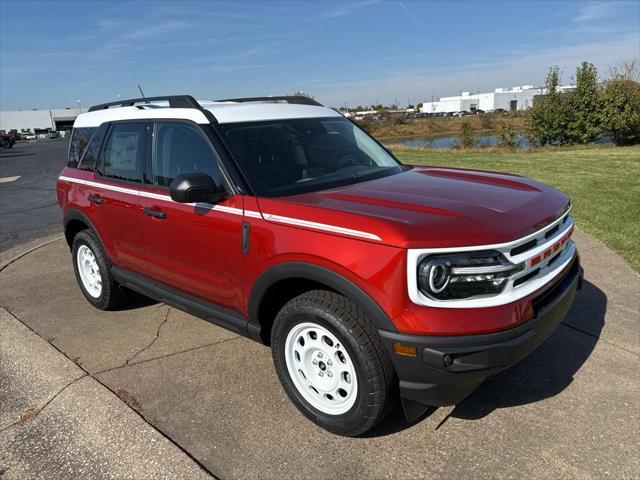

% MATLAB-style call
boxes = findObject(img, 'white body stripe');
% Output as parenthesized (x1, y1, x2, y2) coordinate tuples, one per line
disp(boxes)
(58, 176, 381, 241)
(262, 213, 382, 241)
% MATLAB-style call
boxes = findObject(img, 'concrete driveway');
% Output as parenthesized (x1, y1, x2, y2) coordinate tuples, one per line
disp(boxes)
(1, 230, 638, 479)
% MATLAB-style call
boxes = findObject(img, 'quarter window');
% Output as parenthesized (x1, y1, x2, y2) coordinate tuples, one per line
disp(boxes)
(69, 127, 95, 166)
(101, 123, 148, 182)
(77, 123, 108, 171)
(153, 122, 221, 187)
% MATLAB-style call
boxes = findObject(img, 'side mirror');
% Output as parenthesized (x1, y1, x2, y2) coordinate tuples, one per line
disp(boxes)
(169, 172, 227, 204)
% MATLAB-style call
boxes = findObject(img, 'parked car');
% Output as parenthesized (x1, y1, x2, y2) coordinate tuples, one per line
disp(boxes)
(48, 131, 60, 139)
(0, 131, 16, 148)
(57, 94, 582, 436)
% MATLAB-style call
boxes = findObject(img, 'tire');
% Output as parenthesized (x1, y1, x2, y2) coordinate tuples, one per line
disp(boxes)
(72, 229, 123, 310)
(271, 290, 397, 436)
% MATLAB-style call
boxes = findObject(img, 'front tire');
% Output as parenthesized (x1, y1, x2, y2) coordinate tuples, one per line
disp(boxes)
(271, 290, 397, 436)
(72, 229, 123, 310)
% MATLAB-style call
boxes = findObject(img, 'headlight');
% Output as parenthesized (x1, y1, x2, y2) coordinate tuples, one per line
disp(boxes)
(417, 250, 521, 300)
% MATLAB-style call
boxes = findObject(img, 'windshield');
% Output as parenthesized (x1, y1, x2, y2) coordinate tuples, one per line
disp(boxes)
(216, 117, 403, 197)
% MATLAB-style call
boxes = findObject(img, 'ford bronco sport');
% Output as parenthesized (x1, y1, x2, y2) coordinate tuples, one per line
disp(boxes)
(57, 95, 582, 436)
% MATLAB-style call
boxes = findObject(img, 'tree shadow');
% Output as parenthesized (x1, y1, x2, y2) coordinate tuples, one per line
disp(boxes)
(0, 151, 34, 159)
(366, 280, 606, 436)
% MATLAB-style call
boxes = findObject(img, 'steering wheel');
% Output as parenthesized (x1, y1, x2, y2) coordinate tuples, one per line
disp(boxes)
(337, 154, 362, 168)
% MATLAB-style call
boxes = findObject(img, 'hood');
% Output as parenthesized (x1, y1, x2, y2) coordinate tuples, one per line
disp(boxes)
(256, 166, 570, 249)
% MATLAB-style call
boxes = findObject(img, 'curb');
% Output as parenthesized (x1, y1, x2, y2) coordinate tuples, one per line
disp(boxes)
(0, 234, 64, 272)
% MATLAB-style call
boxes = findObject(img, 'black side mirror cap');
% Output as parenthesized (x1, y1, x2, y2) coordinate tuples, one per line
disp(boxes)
(169, 172, 227, 204)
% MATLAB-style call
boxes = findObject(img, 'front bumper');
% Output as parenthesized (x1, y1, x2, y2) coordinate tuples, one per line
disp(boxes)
(379, 255, 583, 408)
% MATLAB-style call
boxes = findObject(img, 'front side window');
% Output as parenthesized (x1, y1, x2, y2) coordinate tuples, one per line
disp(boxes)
(69, 127, 95, 165)
(153, 122, 222, 187)
(216, 117, 402, 197)
(101, 123, 148, 182)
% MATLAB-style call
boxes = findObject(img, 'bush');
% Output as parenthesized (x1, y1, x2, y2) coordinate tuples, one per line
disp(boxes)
(601, 78, 640, 146)
(496, 122, 519, 149)
(458, 121, 475, 148)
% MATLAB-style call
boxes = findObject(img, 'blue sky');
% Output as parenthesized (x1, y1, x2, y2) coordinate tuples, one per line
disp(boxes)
(1, 0, 638, 109)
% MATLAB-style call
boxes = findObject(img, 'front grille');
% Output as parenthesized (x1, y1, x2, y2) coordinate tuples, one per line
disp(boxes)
(510, 238, 537, 256)
(513, 268, 539, 287)
(532, 256, 579, 314)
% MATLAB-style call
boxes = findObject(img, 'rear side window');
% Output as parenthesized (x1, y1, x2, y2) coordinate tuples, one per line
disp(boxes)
(153, 122, 222, 187)
(100, 123, 149, 183)
(68, 127, 95, 166)
(77, 124, 108, 171)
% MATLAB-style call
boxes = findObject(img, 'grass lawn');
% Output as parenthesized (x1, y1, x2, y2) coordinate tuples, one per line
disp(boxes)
(392, 145, 640, 273)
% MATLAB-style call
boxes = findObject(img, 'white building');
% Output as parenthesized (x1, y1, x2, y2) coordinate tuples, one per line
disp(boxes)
(419, 85, 575, 114)
(0, 108, 82, 133)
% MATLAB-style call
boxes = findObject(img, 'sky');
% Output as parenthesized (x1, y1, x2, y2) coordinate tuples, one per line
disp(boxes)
(1, 0, 639, 110)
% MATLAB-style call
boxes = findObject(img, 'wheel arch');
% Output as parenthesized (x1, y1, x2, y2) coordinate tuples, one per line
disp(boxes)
(63, 209, 102, 250)
(249, 262, 397, 344)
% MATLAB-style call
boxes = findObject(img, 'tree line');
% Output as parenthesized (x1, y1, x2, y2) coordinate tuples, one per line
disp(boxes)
(526, 60, 640, 147)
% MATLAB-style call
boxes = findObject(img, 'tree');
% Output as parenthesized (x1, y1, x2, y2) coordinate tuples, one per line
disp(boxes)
(567, 61, 602, 144)
(525, 66, 570, 145)
(601, 77, 640, 146)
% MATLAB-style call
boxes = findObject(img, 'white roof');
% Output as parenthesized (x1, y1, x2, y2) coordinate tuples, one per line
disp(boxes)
(73, 100, 341, 128)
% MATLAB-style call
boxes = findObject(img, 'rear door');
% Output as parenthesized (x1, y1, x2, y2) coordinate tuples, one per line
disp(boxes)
(93, 121, 151, 273)
(137, 121, 245, 314)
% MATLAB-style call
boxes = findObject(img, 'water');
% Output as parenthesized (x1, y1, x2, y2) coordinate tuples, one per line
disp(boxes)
(383, 134, 530, 149)
(384, 133, 614, 149)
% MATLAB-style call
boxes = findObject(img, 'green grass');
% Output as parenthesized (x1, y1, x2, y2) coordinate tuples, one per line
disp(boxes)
(392, 145, 640, 273)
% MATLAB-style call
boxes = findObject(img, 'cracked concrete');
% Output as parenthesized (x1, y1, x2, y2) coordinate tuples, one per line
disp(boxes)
(0, 309, 213, 479)
(1, 233, 638, 479)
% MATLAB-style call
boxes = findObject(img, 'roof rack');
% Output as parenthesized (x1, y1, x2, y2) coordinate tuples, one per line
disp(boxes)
(215, 96, 323, 107)
(88, 95, 202, 112)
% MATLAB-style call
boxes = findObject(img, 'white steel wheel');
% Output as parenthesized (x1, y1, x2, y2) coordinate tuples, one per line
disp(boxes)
(76, 244, 102, 298)
(284, 321, 358, 415)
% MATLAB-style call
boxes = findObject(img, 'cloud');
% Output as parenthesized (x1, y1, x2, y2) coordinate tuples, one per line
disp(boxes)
(307, 32, 640, 106)
(574, 1, 636, 22)
(319, 0, 380, 19)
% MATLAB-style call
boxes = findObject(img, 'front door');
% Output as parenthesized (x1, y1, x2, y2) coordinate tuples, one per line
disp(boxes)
(93, 121, 151, 273)
(137, 121, 245, 314)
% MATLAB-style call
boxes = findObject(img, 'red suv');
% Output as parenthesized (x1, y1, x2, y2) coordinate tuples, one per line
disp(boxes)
(57, 95, 582, 436)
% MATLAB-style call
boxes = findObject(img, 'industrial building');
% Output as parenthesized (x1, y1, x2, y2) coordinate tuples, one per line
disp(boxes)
(0, 108, 82, 134)
(419, 85, 575, 114)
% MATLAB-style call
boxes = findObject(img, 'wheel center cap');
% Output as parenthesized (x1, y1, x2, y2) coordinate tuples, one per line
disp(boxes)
(318, 361, 326, 371)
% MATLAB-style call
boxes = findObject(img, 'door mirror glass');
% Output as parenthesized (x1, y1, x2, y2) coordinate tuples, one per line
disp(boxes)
(169, 172, 227, 204)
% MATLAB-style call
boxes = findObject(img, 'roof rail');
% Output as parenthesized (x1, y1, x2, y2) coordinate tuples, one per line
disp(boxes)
(88, 95, 202, 112)
(215, 96, 323, 107)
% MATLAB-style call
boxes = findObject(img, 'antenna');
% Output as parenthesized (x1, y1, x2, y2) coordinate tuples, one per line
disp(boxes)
(137, 84, 146, 98)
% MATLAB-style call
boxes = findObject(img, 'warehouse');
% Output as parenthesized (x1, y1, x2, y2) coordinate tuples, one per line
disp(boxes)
(419, 85, 575, 114)
(0, 107, 81, 133)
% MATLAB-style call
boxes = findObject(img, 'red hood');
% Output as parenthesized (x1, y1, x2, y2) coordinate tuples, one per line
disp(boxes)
(256, 166, 570, 248)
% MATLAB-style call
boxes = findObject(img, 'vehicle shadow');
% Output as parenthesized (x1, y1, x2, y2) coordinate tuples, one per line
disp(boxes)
(113, 287, 159, 310)
(366, 279, 606, 436)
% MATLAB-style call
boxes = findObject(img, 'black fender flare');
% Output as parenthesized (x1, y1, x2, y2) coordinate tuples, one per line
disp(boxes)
(248, 262, 398, 332)
(63, 209, 103, 249)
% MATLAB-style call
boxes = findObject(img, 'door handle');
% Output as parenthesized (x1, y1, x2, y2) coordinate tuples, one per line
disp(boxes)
(143, 207, 167, 219)
(88, 194, 103, 205)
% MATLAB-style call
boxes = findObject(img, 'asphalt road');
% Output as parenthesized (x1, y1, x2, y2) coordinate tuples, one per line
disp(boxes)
(0, 141, 68, 253)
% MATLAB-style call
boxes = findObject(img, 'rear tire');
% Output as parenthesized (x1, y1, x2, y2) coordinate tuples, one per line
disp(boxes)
(271, 290, 397, 436)
(72, 229, 123, 310)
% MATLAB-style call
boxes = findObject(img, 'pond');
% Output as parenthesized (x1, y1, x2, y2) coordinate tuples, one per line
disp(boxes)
(382, 134, 530, 149)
